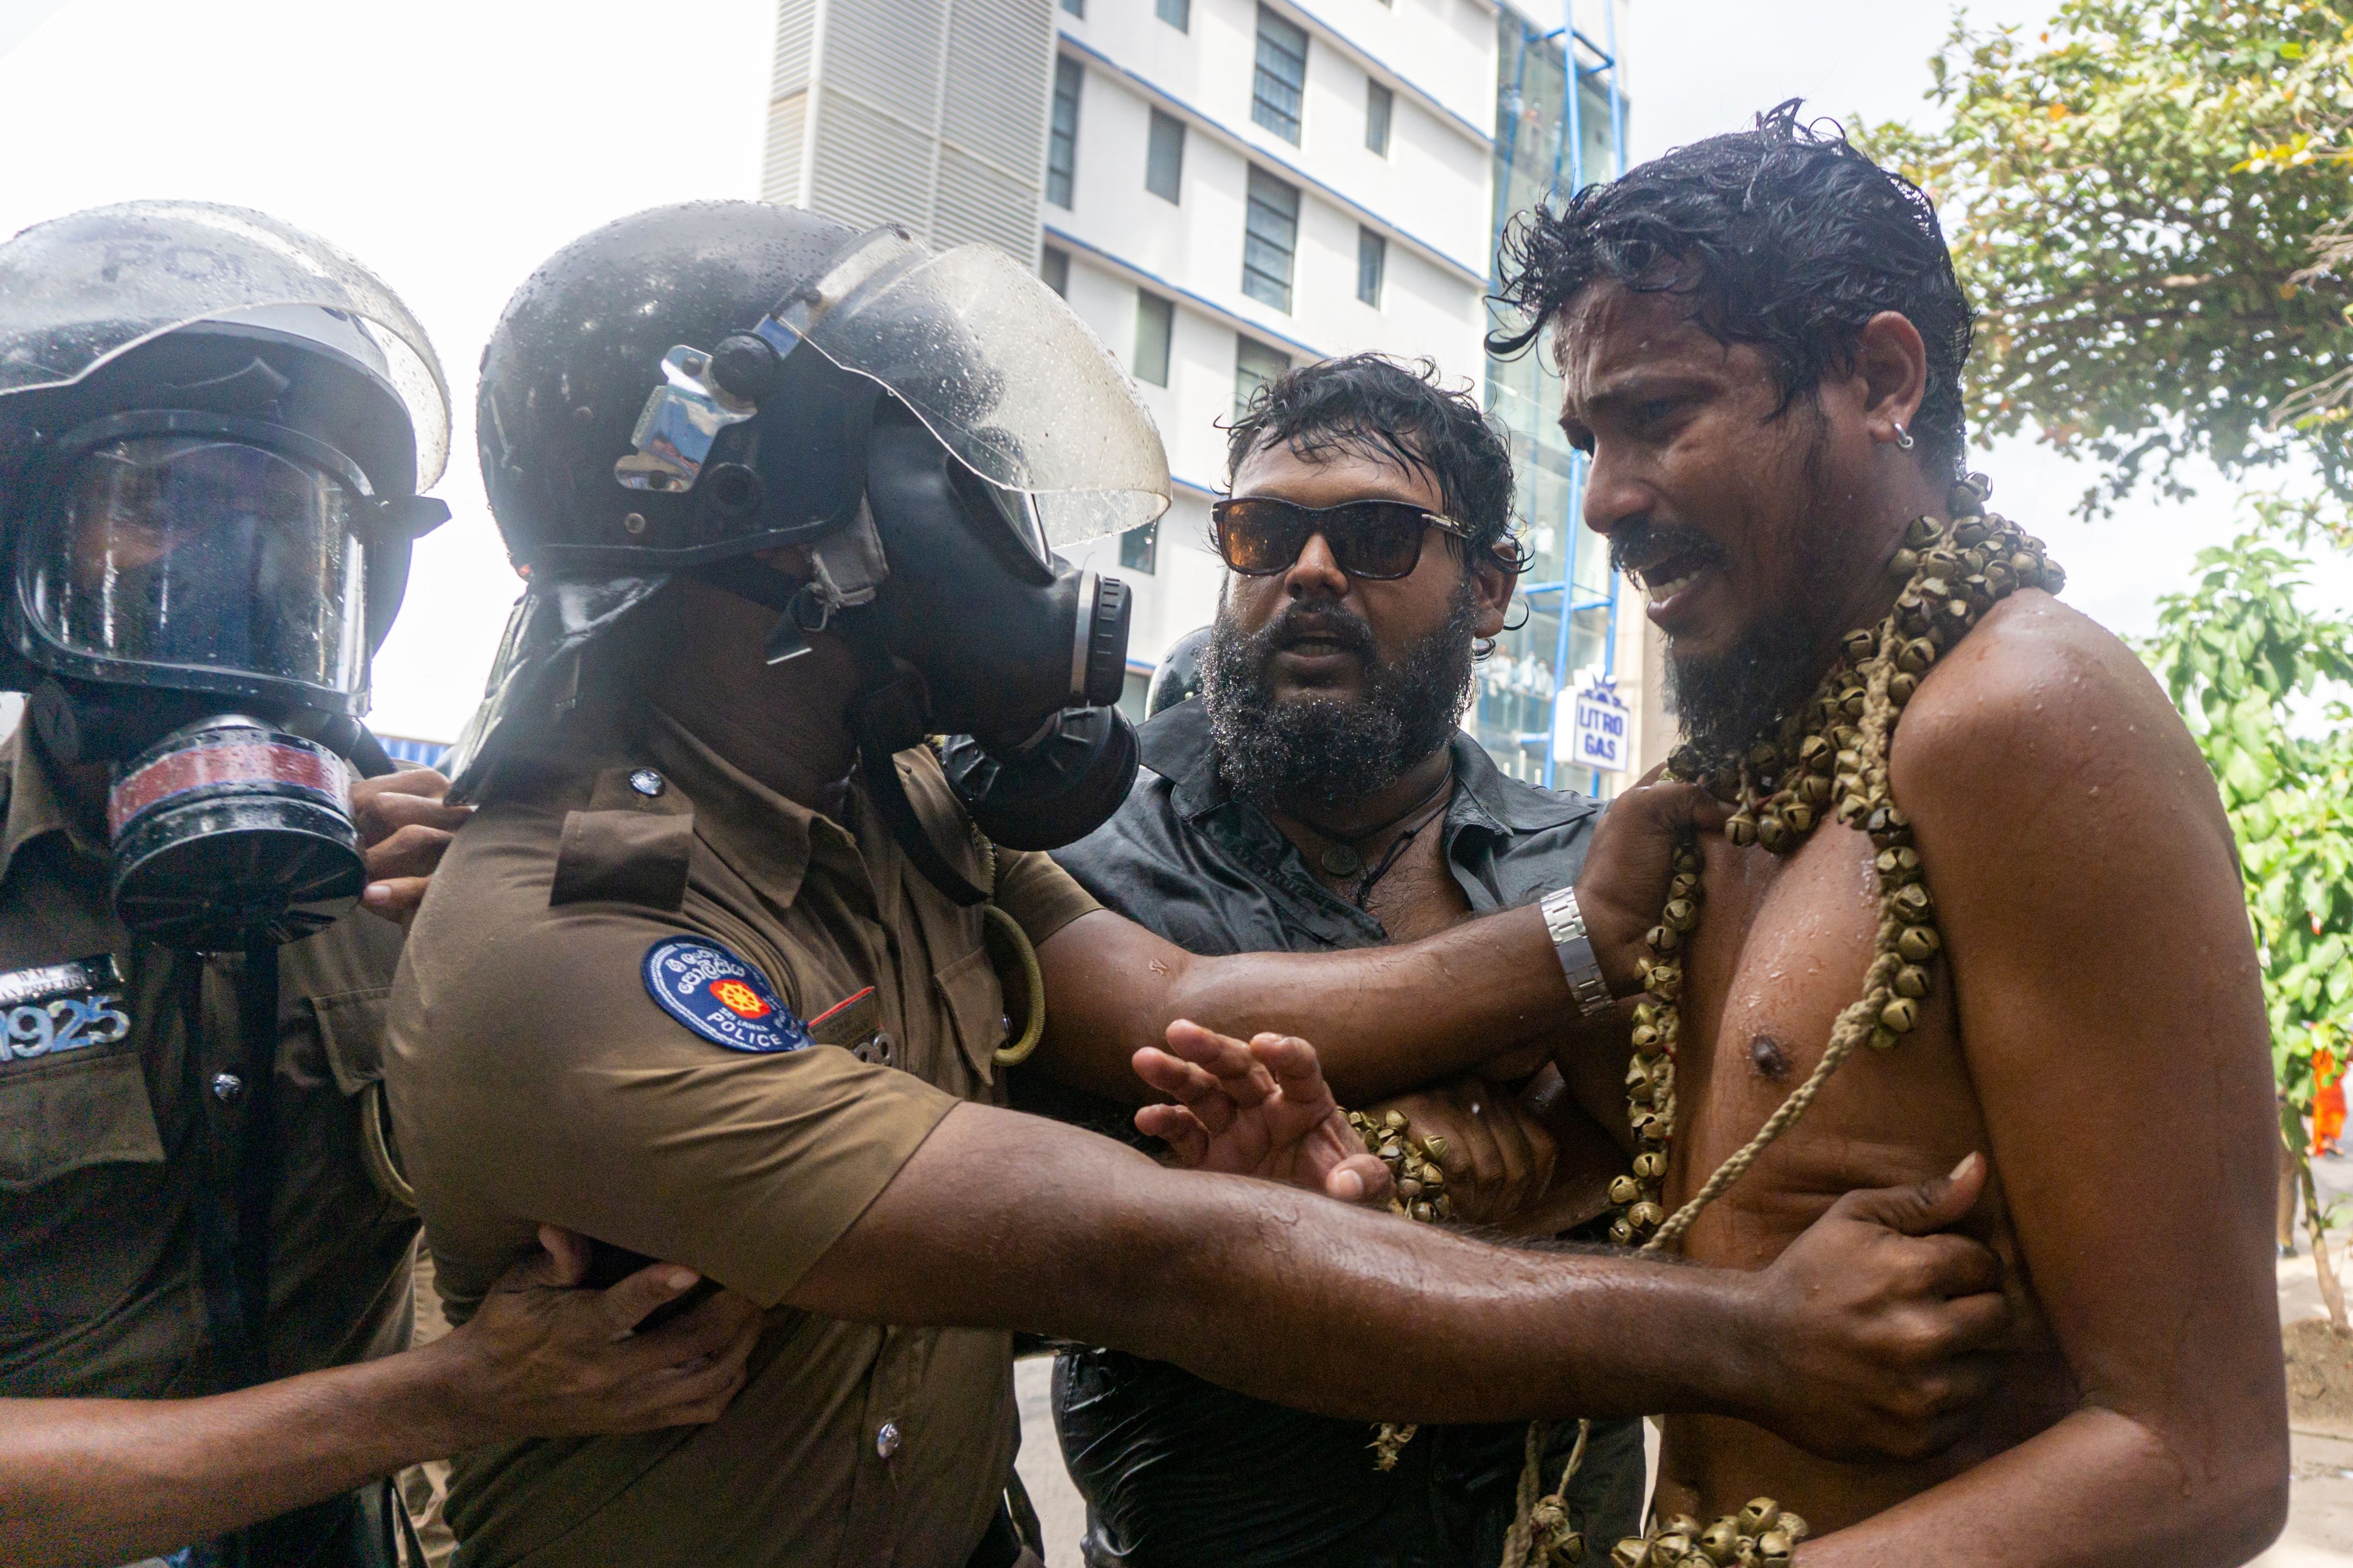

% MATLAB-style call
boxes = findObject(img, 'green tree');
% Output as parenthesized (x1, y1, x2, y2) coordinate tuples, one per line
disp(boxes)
(2143, 503, 2353, 1325)
(1870, 0, 2353, 514)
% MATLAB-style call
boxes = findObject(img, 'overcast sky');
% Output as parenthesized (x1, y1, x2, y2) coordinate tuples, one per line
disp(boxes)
(0, 0, 2334, 740)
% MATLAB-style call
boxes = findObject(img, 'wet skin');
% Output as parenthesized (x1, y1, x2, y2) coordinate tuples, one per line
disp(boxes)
(1556, 282, 2288, 1563)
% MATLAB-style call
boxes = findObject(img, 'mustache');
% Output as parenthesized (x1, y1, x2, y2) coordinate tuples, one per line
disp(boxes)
(1250, 602, 1381, 664)
(1608, 520, 1727, 586)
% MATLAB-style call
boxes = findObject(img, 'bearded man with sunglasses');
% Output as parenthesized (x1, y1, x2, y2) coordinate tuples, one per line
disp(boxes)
(1036, 355, 1647, 1568)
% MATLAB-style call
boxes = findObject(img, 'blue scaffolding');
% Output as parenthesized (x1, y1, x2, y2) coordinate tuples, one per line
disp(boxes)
(1479, 0, 1627, 795)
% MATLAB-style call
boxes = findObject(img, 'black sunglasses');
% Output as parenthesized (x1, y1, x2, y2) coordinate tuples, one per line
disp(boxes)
(1209, 496, 1473, 581)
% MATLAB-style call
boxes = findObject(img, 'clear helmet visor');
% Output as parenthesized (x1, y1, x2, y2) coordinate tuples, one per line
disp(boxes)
(22, 435, 369, 697)
(0, 201, 449, 487)
(793, 232, 1170, 549)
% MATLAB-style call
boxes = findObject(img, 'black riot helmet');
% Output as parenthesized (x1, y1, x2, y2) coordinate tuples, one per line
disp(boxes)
(454, 201, 1170, 901)
(1146, 626, 1212, 718)
(0, 201, 453, 949)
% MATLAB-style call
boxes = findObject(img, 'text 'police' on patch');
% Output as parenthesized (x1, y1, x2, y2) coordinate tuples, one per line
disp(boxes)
(642, 937, 812, 1054)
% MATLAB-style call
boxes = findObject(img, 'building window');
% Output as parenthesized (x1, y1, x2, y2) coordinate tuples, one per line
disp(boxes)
(1120, 520, 1159, 574)
(1145, 110, 1185, 203)
(1365, 80, 1392, 156)
(1134, 290, 1174, 386)
(1357, 227, 1386, 307)
(1047, 56, 1082, 209)
(1061, 0, 1083, 14)
(1041, 245, 1070, 297)
(1234, 334, 1291, 416)
(1252, 7, 1308, 144)
(1156, 0, 1189, 30)
(1241, 167, 1300, 311)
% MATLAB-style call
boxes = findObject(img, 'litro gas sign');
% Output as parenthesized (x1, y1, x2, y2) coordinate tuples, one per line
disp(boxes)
(1560, 680, 1629, 773)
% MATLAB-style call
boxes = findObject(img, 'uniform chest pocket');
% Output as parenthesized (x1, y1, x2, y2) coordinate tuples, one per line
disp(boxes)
(0, 1043, 164, 1192)
(304, 986, 414, 1208)
(933, 946, 1006, 1087)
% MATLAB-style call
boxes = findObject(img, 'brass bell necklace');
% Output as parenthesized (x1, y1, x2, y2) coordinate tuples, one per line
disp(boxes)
(1353, 477, 2065, 1568)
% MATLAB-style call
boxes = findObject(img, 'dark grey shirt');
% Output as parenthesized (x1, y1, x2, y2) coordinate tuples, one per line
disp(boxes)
(1038, 698, 1642, 1568)
(1054, 696, 1597, 959)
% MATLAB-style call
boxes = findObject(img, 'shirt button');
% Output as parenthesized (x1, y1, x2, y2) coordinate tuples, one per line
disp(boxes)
(210, 1072, 245, 1103)
(628, 769, 666, 798)
(875, 1419, 901, 1459)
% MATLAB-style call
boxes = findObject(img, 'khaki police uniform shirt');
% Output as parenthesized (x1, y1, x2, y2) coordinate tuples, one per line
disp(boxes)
(0, 727, 417, 1402)
(384, 705, 1100, 1568)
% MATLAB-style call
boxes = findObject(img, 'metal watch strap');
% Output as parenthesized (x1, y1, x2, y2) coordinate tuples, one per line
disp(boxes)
(1541, 886, 1616, 1019)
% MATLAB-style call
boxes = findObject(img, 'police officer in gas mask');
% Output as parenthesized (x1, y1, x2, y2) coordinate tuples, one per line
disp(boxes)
(0, 202, 766, 1568)
(382, 201, 2015, 1568)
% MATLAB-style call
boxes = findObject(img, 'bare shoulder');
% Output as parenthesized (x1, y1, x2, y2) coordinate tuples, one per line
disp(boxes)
(1889, 588, 2236, 876)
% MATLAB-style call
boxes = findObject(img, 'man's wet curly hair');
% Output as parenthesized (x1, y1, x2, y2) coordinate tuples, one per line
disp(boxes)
(1489, 101, 1975, 477)
(1226, 352, 1528, 570)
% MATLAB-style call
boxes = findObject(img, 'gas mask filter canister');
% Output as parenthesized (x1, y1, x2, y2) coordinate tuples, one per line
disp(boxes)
(106, 715, 366, 950)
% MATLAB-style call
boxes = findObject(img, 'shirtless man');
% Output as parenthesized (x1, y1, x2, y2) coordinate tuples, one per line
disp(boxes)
(1477, 107, 2289, 1562)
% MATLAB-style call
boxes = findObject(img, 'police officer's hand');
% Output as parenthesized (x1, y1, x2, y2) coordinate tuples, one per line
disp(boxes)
(1572, 768, 1730, 997)
(350, 767, 472, 926)
(1731, 1154, 2013, 1461)
(1365, 1076, 1558, 1224)
(1133, 1020, 1392, 1204)
(417, 1225, 762, 1444)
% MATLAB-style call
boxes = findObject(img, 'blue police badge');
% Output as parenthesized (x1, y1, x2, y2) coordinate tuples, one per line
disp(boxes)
(642, 938, 812, 1054)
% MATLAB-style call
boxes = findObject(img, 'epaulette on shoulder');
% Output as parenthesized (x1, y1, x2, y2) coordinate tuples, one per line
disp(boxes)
(550, 764, 696, 911)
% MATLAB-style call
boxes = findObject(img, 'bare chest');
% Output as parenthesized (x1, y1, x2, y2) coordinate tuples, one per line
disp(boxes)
(1663, 825, 1994, 1267)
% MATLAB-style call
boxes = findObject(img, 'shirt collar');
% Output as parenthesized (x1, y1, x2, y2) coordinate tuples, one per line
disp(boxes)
(0, 724, 104, 883)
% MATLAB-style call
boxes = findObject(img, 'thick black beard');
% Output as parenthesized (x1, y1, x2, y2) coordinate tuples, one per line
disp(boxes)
(1661, 616, 1826, 763)
(1199, 587, 1478, 812)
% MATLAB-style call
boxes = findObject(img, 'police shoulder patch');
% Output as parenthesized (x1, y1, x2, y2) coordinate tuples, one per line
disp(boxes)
(642, 937, 812, 1054)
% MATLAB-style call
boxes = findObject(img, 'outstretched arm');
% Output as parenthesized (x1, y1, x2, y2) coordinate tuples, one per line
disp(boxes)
(793, 1094, 2011, 1462)
(1800, 599, 2289, 1567)
(0, 1232, 761, 1568)
(1033, 774, 1720, 1106)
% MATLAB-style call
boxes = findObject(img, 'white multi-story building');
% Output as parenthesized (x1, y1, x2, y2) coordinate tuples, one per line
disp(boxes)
(1038, 0, 1502, 691)
(759, 0, 1669, 791)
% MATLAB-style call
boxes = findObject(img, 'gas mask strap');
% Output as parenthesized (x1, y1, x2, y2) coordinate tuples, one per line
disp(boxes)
(837, 607, 990, 908)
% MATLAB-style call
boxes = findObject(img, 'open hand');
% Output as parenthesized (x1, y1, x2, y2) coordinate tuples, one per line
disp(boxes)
(1732, 1153, 2013, 1461)
(350, 767, 472, 926)
(418, 1226, 763, 1446)
(1133, 1021, 1392, 1205)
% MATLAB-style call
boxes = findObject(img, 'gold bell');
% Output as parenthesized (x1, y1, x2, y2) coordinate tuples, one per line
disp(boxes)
(1422, 1135, 1448, 1162)
(1797, 773, 1832, 809)
(1737, 1499, 1780, 1536)
(1411, 1201, 1435, 1222)
(1384, 1109, 1409, 1131)
(1867, 1025, 1899, 1050)
(1699, 1519, 1742, 1563)
(1544, 1526, 1586, 1565)
(1608, 1218, 1635, 1246)
(1887, 546, 1919, 581)
(1725, 814, 1758, 847)
(1904, 513, 1943, 547)
(1893, 964, 1930, 999)
(1888, 671, 1918, 705)
(1891, 883, 1934, 922)
(1663, 897, 1699, 932)
(1776, 1514, 1808, 1543)
(1840, 628, 1875, 661)
(1612, 1540, 1650, 1568)
(1609, 1174, 1643, 1206)
(1783, 803, 1815, 834)
(1755, 1534, 1792, 1566)
(1632, 1150, 1666, 1179)
(1880, 997, 1919, 1034)
(1627, 1200, 1665, 1230)
(1897, 924, 1940, 962)
(1755, 815, 1790, 852)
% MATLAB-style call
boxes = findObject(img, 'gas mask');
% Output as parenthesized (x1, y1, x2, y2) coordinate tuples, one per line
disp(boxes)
(0, 203, 454, 952)
(453, 211, 1168, 907)
(11, 425, 437, 949)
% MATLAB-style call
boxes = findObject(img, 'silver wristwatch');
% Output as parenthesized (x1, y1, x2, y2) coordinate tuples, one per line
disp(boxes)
(1540, 886, 1616, 1019)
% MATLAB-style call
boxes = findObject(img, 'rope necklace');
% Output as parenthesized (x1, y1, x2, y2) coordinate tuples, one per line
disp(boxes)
(1356, 477, 2065, 1568)
(1284, 765, 1457, 897)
